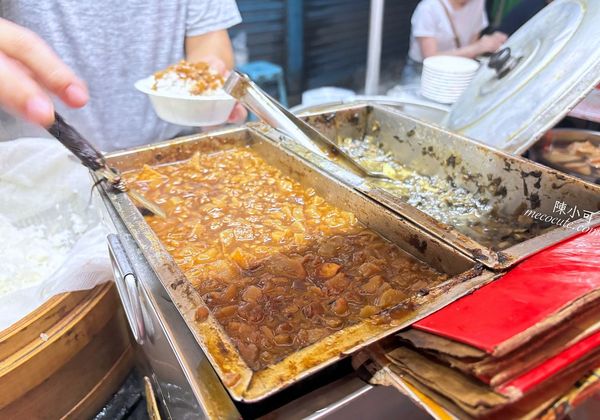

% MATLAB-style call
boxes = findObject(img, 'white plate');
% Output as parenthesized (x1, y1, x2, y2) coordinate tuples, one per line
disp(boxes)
(423, 56, 479, 74)
(423, 66, 477, 75)
(422, 76, 473, 88)
(421, 86, 465, 97)
(421, 77, 472, 87)
(422, 74, 475, 84)
(135, 76, 236, 126)
(422, 72, 475, 83)
(423, 67, 476, 76)
(421, 83, 470, 93)
(423, 83, 471, 91)
(421, 83, 466, 93)
(422, 79, 473, 87)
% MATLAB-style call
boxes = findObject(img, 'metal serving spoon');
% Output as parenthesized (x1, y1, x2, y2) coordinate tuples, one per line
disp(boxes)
(47, 112, 166, 218)
(223, 71, 390, 180)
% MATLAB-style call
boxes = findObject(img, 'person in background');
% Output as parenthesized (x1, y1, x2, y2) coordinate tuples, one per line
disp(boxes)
(497, 0, 552, 36)
(403, 0, 507, 83)
(0, 1, 246, 151)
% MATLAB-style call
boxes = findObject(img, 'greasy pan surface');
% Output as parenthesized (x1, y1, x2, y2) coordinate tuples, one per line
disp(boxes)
(102, 128, 495, 402)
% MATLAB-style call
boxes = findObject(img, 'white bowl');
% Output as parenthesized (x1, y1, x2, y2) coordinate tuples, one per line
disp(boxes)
(423, 64, 477, 74)
(423, 56, 479, 74)
(421, 79, 471, 92)
(421, 75, 472, 86)
(422, 90, 462, 99)
(135, 76, 236, 126)
(422, 89, 466, 99)
(421, 90, 463, 100)
(422, 71, 475, 82)
(421, 56, 477, 105)
(421, 87, 464, 103)
(421, 83, 471, 94)
(422, 72, 475, 83)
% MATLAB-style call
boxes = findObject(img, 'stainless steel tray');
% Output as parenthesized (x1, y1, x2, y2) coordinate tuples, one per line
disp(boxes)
(100, 127, 496, 402)
(275, 103, 600, 269)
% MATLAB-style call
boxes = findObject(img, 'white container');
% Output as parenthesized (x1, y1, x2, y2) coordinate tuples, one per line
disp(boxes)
(135, 76, 236, 127)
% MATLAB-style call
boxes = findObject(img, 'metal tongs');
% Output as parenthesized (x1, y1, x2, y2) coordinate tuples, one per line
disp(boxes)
(47, 112, 166, 218)
(224, 71, 390, 179)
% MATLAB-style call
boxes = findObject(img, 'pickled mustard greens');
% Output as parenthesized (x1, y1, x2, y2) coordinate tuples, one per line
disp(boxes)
(337, 136, 552, 250)
(126, 147, 448, 371)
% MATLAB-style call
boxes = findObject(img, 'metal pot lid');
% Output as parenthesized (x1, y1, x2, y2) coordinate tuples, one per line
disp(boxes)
(445, 0, 600, 155)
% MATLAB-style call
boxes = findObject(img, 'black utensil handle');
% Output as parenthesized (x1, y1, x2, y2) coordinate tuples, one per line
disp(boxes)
(47, 112, 106, 171)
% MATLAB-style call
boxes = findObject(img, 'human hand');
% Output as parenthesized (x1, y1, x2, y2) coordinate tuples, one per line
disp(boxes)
(199, 54, 247, 124)
(0, 18, 88, 126)
(491, 31, 508, 43)
(476, 32, 508, 55)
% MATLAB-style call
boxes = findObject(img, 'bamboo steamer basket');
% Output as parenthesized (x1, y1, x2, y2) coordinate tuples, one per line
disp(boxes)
(0, 282, 134, 419)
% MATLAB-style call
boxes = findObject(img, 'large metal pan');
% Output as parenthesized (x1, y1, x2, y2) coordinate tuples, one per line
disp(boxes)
(99, 127, 495, 402)
(282, 104, 600, 269)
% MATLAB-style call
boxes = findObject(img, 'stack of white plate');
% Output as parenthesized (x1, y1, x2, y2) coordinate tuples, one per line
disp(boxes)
(421, 56, 479, 104)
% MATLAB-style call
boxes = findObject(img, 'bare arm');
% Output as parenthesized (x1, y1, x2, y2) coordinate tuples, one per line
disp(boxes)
(418, 36, 481, 59)
(185, 29, 235, 70)
(417, 31, 507, 60)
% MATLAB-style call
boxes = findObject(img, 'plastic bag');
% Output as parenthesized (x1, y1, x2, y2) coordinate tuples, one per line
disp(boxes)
(0, 137, 111, 330)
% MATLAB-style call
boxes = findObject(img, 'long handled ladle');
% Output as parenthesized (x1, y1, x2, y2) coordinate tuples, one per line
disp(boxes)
(47, 112, 166, 219)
